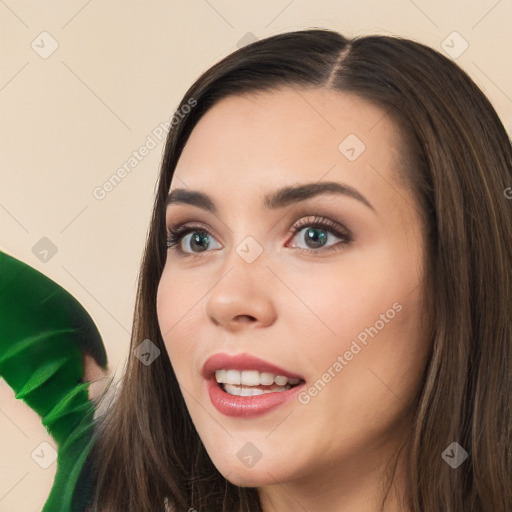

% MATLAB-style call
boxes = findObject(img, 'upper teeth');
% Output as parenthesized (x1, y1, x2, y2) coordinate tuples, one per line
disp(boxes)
(215, 369, 300, 386)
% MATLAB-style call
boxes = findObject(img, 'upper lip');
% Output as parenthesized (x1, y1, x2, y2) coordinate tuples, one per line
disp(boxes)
(201, 352, 305, 381)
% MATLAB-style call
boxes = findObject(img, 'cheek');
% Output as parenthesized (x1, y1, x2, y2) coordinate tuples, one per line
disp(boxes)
(156, 270, 203, 377)
(156, 267, 196, 334)
(292, 282, 426, 447)
(284, 242, 426, 379)
(281, 252, 399, 345)
(155, 276, 170, 338)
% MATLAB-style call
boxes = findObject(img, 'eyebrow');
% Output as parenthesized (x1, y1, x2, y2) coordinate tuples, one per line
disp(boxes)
(165, 181, 376, 214)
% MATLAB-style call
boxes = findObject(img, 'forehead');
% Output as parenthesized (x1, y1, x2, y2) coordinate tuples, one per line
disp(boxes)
(171, 87, 403, 209)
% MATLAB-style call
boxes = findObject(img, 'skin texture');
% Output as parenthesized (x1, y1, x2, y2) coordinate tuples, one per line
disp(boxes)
(156, 87, 431, 512)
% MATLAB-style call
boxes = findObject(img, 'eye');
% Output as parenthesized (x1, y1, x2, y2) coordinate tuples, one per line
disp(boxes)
(166, 224, 221, 256)
(286, 216, 352, 254)
(166, 216, 352, 257)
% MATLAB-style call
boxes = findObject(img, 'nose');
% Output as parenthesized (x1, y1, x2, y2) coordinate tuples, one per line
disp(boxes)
(204, 255, 277, 331)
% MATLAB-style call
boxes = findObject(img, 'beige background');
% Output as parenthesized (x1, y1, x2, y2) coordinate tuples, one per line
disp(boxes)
(1, 1, 511, 510)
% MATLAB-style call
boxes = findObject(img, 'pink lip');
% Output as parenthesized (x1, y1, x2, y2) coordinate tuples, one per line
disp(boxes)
(201, 352, 305, 380)
(206, 378, 305, 418)
(201, 352, 306, 418)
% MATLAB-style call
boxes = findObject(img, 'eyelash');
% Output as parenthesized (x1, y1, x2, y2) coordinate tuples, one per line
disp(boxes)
(165, 216, 352, 258)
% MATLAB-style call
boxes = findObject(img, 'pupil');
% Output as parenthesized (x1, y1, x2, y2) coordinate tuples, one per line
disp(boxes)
(191, 232, 209, 252)
(306, 228, 327, 248)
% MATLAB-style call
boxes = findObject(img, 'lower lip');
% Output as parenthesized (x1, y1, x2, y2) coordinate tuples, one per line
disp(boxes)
(206, 378, 305, 418)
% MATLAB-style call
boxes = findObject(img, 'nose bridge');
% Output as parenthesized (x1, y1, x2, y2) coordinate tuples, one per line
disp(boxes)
(217, 234, 268, 295)
(220, 211, 269, 270)
(204, 235, 276, 328)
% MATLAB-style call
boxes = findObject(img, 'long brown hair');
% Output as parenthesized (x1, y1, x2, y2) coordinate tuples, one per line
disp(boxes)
(86, 28, 512, 511)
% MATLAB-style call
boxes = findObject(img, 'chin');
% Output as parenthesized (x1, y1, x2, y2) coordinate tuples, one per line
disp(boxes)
(224, 473, 263, 487)
(215, 461, 283, 488)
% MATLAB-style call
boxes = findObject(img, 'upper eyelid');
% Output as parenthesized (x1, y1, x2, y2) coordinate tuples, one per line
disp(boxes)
(165, 200, 353, 228)
(166, 216, 351, 244)
(166, 216, 347, 232)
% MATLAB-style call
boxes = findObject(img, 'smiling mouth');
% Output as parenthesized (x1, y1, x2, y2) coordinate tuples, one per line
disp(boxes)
(215, 369, 305, 396)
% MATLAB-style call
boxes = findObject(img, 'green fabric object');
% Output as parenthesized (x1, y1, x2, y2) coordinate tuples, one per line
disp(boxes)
(0, 250, 108, 511)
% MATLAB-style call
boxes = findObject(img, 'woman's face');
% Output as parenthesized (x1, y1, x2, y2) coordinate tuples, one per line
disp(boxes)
(156, 87, 431, 494)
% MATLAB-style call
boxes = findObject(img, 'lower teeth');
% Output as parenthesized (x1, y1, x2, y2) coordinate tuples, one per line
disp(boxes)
(222, 383, 292, 397)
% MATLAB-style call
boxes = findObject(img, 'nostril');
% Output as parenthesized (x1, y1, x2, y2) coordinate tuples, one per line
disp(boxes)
(234, 315, 257, 323)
